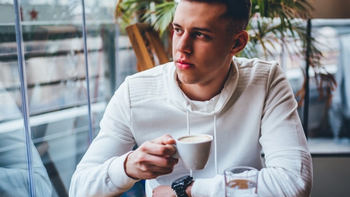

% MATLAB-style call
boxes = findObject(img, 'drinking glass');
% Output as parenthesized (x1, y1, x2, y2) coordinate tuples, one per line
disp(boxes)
(224, 166, 258, 197)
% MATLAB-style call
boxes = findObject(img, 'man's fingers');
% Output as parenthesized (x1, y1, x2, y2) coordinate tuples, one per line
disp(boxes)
(133, 154, 178, 179)
(125, 135, 179, 180)
(141, 141, 177, 156)
(125, 147, 178, 180)
(137, 145, 178, 164)
(151, 134, 176, 145)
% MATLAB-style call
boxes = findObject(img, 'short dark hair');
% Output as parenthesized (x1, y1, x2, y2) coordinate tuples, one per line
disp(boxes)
(185, 0, 251, 34)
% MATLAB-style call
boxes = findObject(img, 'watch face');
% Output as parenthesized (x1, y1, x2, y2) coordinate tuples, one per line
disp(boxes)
(172, 175, 193, 188)
(183, 176, 193, 185)
(172, 175, 193, 197)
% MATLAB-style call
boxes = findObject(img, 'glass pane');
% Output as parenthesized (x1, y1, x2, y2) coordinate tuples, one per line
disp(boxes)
(7, 0, 122, 196)
(83, 0, 118, 137)
(83, 0, 145, 196)
(256, 18, 350, 154)
(0, 41, 31, 197)
(11, 0, 108, 196)
(20, 1, 88, 195)
(305, 19, 350, 153)
(0, 2, 51, 196)
(0, 80, 37, 197)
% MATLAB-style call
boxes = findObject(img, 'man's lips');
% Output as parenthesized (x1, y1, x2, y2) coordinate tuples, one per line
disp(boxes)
(176, 60, 193, 69)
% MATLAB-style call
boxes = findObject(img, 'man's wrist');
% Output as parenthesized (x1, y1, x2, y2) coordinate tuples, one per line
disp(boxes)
(185, 181, 194, 197)
(123, 151, 139, 180)
(171, 175, 193, 197)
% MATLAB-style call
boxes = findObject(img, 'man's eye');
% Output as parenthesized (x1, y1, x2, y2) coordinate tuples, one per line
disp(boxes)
(174, 28, 183, 34)
(195, 32, 205, 38)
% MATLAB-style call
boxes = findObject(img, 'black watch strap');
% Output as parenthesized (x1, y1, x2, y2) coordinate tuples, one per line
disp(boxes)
(171, 175, 193, 197)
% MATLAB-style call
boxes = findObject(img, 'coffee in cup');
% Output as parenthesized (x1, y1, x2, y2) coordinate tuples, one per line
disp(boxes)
(178, 135, 212, 143)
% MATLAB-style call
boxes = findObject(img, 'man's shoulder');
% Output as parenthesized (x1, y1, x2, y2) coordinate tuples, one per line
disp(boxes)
(234, 57, 282, 87)
(125, 62, 171, 88)
(127, 62, 172, 80)
(234, 57, 281, 78)
(124, 62, 172, 103)
(234, 57, 279, 69)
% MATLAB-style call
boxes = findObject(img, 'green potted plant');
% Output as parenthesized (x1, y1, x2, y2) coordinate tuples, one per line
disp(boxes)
(114, 0, 336, 106)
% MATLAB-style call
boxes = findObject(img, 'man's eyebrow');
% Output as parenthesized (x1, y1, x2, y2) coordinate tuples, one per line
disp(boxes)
(193, 27, 213, 33)
(172, 22, 181, 27)
(172, 22, 213, 33)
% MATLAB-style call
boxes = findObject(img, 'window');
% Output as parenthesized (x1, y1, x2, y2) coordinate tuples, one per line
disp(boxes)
(1, 0, 349, 196)
(0, 0, 137, 196)
(251, 18, 350, 154)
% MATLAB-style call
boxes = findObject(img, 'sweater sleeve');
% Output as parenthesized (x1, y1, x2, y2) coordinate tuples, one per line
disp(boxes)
(191, 63, 312, 197)
(69, 79, 139, 197)
(257, 63, 312, 197)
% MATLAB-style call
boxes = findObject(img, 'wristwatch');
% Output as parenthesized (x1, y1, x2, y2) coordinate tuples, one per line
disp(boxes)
(171, 175, 193, 197)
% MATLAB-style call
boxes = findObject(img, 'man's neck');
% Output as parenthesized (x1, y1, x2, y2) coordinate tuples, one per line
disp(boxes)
(178, 64, 232, 101)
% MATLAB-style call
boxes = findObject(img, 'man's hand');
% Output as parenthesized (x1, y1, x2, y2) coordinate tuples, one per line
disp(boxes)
(124, 134, 178, 180)
(152, 185, 176, 197)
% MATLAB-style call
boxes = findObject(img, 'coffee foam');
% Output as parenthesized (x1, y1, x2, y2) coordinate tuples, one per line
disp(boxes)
(178, 135, 211, 143)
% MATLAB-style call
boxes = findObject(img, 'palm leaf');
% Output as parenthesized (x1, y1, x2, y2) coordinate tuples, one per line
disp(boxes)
(142, 1, 176, 35)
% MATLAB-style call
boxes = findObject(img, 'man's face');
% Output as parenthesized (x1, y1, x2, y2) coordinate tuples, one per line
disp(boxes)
(172, 0, 237, 87)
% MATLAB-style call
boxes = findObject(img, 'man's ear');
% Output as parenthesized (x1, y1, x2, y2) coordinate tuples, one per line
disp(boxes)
(229, 30, 249, 56)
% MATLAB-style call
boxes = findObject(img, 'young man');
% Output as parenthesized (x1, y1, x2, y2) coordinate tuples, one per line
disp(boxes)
(69, 0, 313, 196)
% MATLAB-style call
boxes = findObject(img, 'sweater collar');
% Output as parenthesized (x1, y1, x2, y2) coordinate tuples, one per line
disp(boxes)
(165, 58, 239, 116)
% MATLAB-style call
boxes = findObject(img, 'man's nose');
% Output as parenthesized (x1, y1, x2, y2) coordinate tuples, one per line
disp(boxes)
(176, 33, 192, 54)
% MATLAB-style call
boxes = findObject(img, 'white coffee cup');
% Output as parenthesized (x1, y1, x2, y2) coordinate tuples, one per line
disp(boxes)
(174, 134, 213, 170)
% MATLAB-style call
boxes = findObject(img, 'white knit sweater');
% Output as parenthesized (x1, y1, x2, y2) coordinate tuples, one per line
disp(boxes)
(69, 57, 312, 197)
